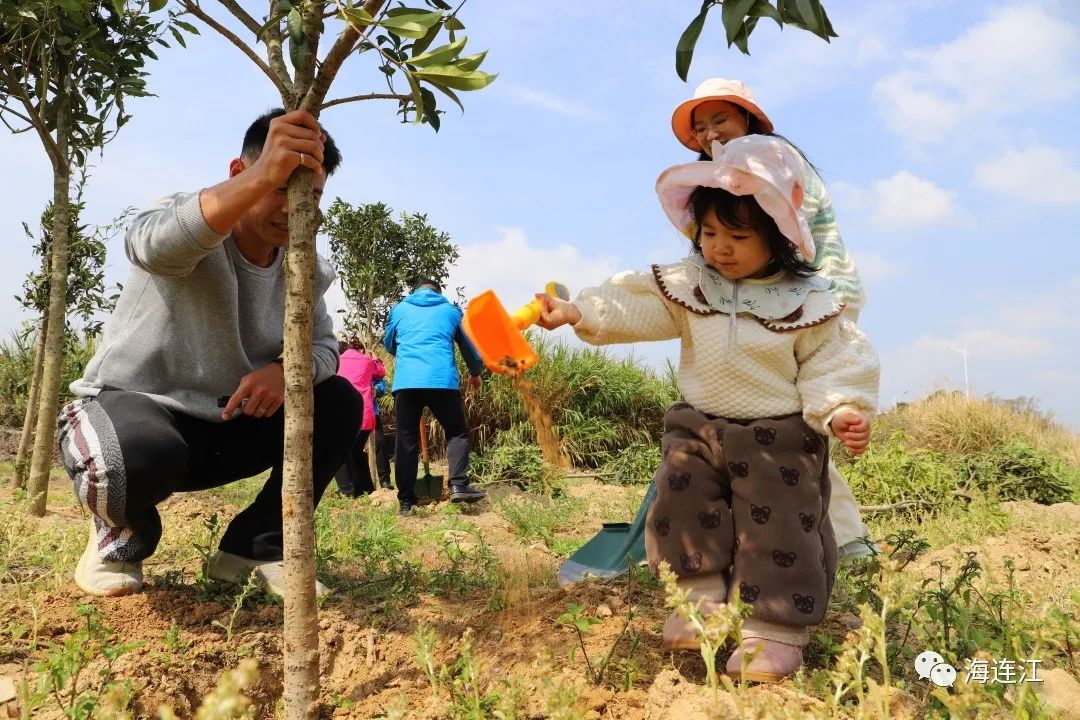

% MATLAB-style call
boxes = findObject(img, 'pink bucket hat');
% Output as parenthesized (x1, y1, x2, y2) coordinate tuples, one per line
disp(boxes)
(656, 135, 815, 263)
(671, 78, 774, 152)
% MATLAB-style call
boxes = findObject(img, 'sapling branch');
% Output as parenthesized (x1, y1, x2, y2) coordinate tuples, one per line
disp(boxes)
(320, 92, 411, 110)
(181, 1, 282, 92)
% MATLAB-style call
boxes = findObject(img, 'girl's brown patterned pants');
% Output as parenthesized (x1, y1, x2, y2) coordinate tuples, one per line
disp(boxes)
(645, 403, 837, 627)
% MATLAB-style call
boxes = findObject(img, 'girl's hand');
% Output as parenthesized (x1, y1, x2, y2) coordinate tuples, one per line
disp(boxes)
(831, 411, 871, 455)
(535, 293, 582, 330)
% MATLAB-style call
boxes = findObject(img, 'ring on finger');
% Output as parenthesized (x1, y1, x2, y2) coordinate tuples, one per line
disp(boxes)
(297, 151, 305, 166)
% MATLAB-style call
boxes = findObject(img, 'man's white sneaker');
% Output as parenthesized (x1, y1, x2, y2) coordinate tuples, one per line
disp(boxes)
(73, 530, 143, 597)
(205, 550, 330, 599)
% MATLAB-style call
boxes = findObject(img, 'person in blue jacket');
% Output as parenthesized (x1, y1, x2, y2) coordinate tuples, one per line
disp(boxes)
(384, 279, 485, 514)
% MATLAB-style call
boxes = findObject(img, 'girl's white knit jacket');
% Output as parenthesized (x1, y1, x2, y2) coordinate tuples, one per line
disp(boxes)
(572, 260, 880, 436)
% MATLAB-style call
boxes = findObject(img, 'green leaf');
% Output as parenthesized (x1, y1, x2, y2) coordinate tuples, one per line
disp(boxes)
(407, 36, 466, 67)
(420, 87, 440, 132)
(794, 0, 824, 35)
(721, 0, 757, 46)
(340, 5, 376, 26)
(412, 64, 495, 92)
(817, 1, 838, 38)
(380, 8, 443, 40)
(287, 7, 304, 43)
(747, 0, 781, 26)
(444, 16, 465, 31)
(730, 16, 759, 54)
(169, 26, 186, 48)
(405, 72, 425, 124)
(455, 50, 487, 72)
(408, 20, 442, 56)
(675, 2, 711, 82)
(149, 0, 167, 11)
(426, 81, 463, 113)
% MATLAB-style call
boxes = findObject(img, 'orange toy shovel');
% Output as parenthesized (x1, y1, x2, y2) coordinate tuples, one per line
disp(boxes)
(462, 282, 569, 375)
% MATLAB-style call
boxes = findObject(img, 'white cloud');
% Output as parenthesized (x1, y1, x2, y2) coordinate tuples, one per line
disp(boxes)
(852, 251, 905, 286)
(449, 226, 621, 308)
(974, 144, 1080, 205)
(870, 171, 955, 230)
(873, 6, 1080, 144)
(327, 227, 623, 338)
(502, 85, 604, 121)
(832, 172, 956, 232)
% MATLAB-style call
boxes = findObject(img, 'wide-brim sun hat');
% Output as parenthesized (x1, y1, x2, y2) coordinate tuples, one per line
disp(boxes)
(671, 78, 774, 152)
(656, 135, 815, 263)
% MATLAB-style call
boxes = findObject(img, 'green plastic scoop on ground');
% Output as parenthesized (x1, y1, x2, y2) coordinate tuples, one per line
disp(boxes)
(557, 481, 656, 586)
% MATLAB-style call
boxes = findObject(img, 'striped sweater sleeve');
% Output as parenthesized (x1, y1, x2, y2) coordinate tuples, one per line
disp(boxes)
(798, 159, 867, 319)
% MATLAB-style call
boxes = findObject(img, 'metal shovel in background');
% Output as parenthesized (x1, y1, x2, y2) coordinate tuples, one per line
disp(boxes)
(416, 415, 444, 505)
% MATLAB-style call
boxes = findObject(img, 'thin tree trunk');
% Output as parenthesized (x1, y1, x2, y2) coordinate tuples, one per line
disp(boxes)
(367, 427, 378, 484)
(281, 165, 321, 720)
(26, 98, 71, 517)
(13, 313, 48, 489)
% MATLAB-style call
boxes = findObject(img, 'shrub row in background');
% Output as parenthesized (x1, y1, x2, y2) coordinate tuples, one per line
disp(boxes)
(4, 324, 1076, 508)
(0, 328, 96, 427)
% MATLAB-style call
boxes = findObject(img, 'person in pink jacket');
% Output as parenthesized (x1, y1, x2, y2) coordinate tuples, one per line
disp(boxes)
(334, 338, 386, 496)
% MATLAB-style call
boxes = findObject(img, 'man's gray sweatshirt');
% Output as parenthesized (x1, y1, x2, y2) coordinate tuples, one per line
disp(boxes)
(71, 192, 339, 421)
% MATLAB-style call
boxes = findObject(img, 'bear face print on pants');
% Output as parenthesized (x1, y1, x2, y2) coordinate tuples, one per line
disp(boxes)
(680, 552, 703, 572)
(780, 467, 800, 486)
(793, 593, 815, 614)
(750, 504, 771, 524)
(727, 461, 749, 477)
(803, 434, 821, 454)
(667, 472, 691, 491)
(799, 512, 816, 532)
(739, 582, 760, 603)
(772, 550, 797, 568)
(653, 517, 671, 537)
(698, 509, 722, 529)
(754, 426, 777, 445)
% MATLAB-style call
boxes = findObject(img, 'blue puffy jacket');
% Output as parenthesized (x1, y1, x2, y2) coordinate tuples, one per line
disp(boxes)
(383, 288, 483, 391)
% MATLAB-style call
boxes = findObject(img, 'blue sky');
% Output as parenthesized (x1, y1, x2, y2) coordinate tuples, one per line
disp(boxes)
(2, 0, 1078, 427)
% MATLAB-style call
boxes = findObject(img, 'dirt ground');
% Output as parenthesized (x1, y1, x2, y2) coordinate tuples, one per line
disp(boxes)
(2, 474, 1079, 719)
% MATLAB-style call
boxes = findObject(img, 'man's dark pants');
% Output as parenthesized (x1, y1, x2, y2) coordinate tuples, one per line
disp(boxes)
(335, 429, 373, 496)
(393, 388, 470, 504)
(57, 376, 363, 563)
(373, 414, 392, 488)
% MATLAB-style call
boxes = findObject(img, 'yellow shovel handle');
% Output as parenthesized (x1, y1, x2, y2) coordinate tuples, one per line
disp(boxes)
(510, 281, 569, 330)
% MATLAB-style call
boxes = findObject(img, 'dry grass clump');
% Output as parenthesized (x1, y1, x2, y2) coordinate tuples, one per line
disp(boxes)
(875, 392, 1079, 467)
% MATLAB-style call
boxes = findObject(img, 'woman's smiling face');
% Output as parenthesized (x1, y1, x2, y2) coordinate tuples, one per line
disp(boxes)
(691, 100, 751, 153)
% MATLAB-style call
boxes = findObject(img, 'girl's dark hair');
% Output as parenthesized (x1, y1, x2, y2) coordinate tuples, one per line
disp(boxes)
(688, 186, 816, 277)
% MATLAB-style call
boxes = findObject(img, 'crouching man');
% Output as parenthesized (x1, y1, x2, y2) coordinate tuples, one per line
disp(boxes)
(59, 109, 362, 598)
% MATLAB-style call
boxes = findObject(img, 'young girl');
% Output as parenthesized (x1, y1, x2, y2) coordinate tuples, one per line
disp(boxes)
(673, 77, 875, 560)
(537, 135, 879, 682)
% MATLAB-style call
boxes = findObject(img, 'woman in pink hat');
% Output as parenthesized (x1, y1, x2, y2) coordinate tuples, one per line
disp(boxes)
(673, 77, 874, 561)
(536, 135, 880, 681)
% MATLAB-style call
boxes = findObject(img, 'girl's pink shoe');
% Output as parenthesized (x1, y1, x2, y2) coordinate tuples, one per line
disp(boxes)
(725, 637, 804, 683)
(661, 599, 726, 651)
